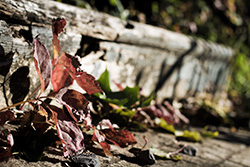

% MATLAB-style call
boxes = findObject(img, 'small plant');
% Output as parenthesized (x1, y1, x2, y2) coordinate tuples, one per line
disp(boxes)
(0, 18, 137, 161)
(0, 18, 220, 164)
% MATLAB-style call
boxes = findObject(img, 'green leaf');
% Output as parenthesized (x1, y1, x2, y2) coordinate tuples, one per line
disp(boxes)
(119, 86, 139, 107)
(111, 109, 136, 120)
(97, 69, 111, 94)
(106, 86, 139, 108)
(200, 126, 219, 138)
(96, 69, 139, 107)
(155, 118, 175, 134)
(150, 148, 182, 161)
(175, 130, 201, 142)
(140, 94, 154, 107)
(94, 92, 128, 107)
(103, 97, 129, 106)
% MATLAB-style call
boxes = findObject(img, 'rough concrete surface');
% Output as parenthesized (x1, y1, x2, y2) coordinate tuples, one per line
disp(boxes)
(1, 127, 250, 167)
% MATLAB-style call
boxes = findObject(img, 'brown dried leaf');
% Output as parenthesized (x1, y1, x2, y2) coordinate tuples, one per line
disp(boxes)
(33, 38, 52, 95)
(52, 18, 66, 60)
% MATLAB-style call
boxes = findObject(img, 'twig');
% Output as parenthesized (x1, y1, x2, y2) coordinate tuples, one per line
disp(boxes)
(0, 99, 36, 112)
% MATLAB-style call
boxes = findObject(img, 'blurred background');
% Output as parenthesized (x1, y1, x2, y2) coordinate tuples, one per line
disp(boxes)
(55, 0, 250, 129)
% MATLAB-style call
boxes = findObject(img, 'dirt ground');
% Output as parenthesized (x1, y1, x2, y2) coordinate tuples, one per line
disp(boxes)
(1, 126, 250, 167)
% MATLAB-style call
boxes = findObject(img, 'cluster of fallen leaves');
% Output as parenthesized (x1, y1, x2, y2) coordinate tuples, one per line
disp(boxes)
(0, 18, 137, 161)
(91, 69, 219, 143)
(0, 18, 220, 165)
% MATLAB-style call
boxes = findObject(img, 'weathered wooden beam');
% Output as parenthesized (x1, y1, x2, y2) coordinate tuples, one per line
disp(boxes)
(0, 0, 233, 56)
(0, 0, 234, 109)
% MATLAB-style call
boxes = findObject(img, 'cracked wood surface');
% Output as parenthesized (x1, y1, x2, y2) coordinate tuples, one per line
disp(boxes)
(0, 0, 234, 109)
(0, 0, 233, 56)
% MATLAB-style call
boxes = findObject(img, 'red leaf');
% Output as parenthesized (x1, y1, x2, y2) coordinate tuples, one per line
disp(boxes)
(57, 119, 85, 157)
(62, 90, 89, 110)
(73, 72, 103, 95)
(53, 18, 66, 36)
(0, 110, 15, 126)
(51, 65, 73, 92)
(92, 128, 112, 156)
(57, 52, 80, 74)
(33, 38, 52, 95)
(51, 52, 78, 92)
(103, 129, 137, 148)
(52, 18, 66, 60)
(49, 105, 85, 157)
(62, 89, 89, 122)
(50, 89, 90, 123)
(51, 52, 102, 95)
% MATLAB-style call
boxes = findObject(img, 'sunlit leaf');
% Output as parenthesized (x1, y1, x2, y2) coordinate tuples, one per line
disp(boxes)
(96, 69, 139, 107)
(97, 69, 111, 94)
(52, 18, 66, 60)
(200, 126, 219, 138)
(140, 94, 154, 107)
(92, 128, 112, 156)
(116, 86, 139, 107)
(62, 89, 90, 123)
(102, 129, 137, 147)
(110, 109, 136, 120)
(51, 65, 73, 92)
(155, 117, 175, 134)
(49, 88, 90, 123)
(150, 148, 182, 161)
(33, 38, 52, 95)
(145, 104, 177, 125)
(51, 52, 102, 94)
(73, 71, 103, 95)
(103, 86, 139, 107)
(175, 130, 201, 142)
(51, 106, 85, 157)
(95, 93, 128, 106)
(62, 89, 89, 111)
(57, 119, 85, 157)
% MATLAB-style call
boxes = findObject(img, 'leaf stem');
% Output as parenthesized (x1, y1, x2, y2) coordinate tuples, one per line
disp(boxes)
(169, 144, 186, 155)
(0, 99, 35, 112)
(20, 84, 41, 109)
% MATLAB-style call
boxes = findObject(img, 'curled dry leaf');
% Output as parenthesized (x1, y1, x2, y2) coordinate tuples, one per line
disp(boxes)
(49, 105, 85, 157)
(52, 18, 66, 60)
(51, 64, 73, 92)
(73, 72, 103, 95)
(49, 88, 90, 123)
(51, 52, 102, 94)
(103, 129, 137, 147)
(92, 128, 112, 156)
(33, 38, 52, 95)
